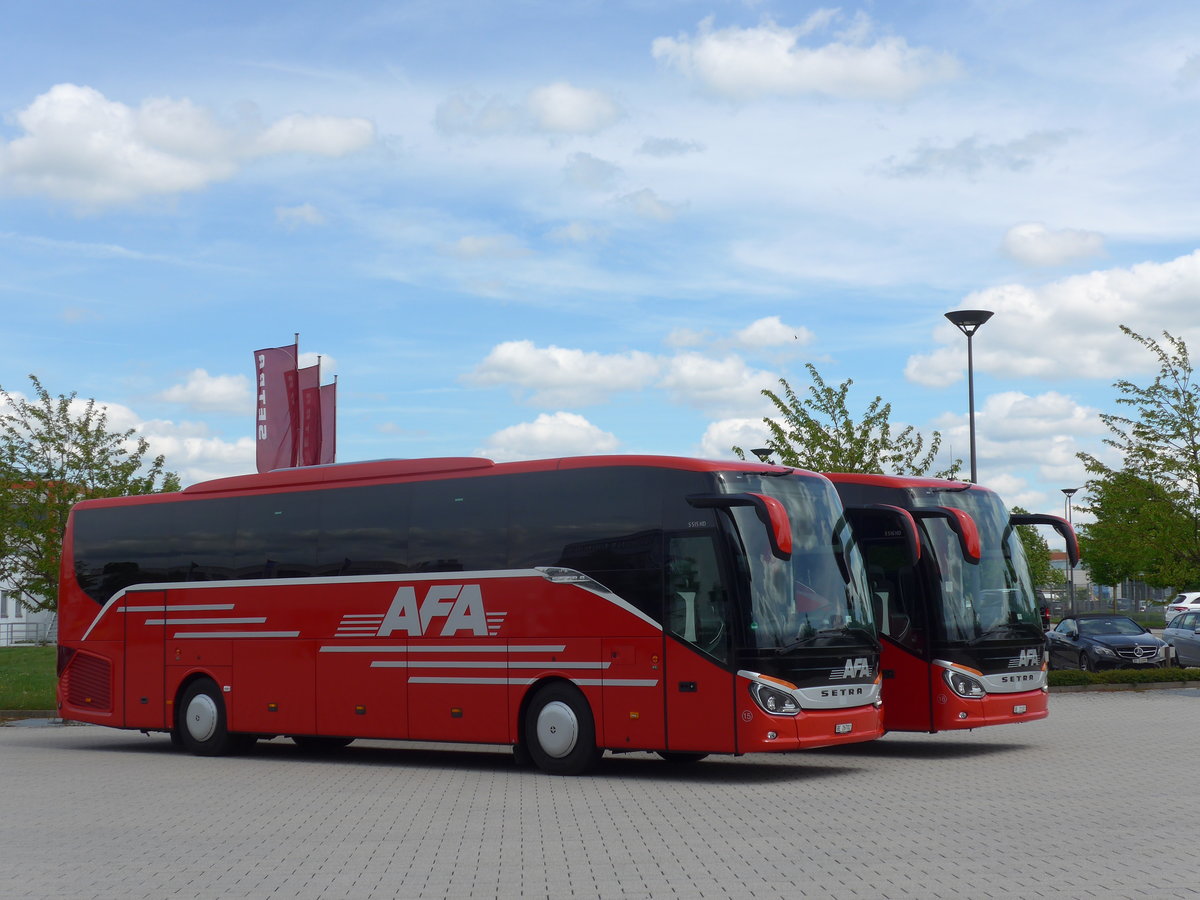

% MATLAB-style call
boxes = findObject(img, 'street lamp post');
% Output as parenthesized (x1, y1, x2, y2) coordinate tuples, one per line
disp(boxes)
(1062, 487, 1079, 616)
(945, 309, 994, 484)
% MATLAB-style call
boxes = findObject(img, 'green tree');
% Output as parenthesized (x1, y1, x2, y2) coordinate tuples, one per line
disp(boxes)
(1077, 327, 1200, 590)
(1010, 505, 1059, 587)
(0, 375, 180, 612)
(734, 363, 962, 478)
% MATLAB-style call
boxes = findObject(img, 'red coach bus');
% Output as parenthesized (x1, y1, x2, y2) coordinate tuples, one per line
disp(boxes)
(826, 474, 1077, 734)
(57, 455, 892, 774)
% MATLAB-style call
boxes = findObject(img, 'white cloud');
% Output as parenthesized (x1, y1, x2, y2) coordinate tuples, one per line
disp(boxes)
(139, 419, 255, 485)
(467, 340, 660, 406)
(883, 131, 1072, 178)
(617, 188, 681, 222)
(934, 390, 1102, 495)
(434, 81, 621, 137)
(545, 221, 609, 244)
(636, 137, 705, 157)
(276, 203, 326, 228)
(247, 113, 374, 158)
(156, 369, 253, 413)
(658, 352, 776, 417)
(906, 249, 1200, 387)
(652, 14, 959, 101)
(734, 315, 814, 349)
(469, 324, 785, 416)
(0, 83, 375, 208)
(478, 411, 620, 461)
(446, 234, 530, 259)
(1002, 222, 1106, 267)
(665, 327, 709, 348)
(564, 152, 621, 191)
(698, 418, 771, 460)
(527, 82, 621, 135)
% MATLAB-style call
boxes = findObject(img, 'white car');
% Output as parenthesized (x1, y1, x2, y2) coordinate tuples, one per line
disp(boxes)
(1163, 610, 1200, 667)
(1164, 592, 1200, 623)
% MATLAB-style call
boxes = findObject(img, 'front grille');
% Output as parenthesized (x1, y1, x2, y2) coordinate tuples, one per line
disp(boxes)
(65, 652, 113, 711)
(1116, 645, 1159, 661)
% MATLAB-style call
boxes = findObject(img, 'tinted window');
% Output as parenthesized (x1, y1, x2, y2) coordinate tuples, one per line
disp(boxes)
(71, 466, 714, 616)
(318, 482, 410, 576)
(233, 492, 320, 579)
(509, 468, 672, 618)
(408, 477, 509, 572)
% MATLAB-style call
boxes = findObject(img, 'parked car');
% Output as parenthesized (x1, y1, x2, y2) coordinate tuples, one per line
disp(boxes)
(1046, 614, 1169, 671)
(1163, 610, 1200, 668)
(1163, 592, 1200, 623)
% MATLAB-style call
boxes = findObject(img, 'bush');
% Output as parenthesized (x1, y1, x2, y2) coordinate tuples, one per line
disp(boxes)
(1049, 665, 1200, 688)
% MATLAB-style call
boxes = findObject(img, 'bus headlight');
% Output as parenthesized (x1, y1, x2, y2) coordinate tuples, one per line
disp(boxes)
(748, 682, 801, 716)
(943, 668, 986, 699)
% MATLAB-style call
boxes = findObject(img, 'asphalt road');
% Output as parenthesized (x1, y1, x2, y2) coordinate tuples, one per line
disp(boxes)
(3, 689, 1197, 899)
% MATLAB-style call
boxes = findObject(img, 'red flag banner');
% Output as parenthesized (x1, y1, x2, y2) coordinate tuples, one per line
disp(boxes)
(253, 343, 298, 473)
(298, 364, 321, 467)
(318, 380, 336, 465)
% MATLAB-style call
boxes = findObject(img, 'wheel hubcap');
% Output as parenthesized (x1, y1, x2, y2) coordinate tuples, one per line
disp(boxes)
(185, 693, 218, 743)
(536, 700, 579, 758)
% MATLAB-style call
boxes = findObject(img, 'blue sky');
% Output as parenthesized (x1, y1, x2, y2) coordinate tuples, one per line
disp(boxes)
(3, 1, 1199, 530)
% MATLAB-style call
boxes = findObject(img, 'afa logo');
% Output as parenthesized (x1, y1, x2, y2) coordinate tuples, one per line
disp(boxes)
(336, 584, 507, 638)
(830, 657, 872, 680)
(381, 584, 506, 637)
(1008, 648, 1042, 669)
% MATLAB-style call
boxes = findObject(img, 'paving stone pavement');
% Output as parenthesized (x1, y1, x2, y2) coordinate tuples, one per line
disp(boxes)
(3, 690, 1198, 899)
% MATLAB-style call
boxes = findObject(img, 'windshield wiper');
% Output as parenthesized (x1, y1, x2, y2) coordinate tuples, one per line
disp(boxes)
(968, 623, 1041, 645)
(778, 625, 880, 654)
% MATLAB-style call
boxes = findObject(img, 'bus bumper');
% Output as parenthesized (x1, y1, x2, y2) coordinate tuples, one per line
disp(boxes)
(738, 702, 884, 752)
(932, 687, 1049, 731)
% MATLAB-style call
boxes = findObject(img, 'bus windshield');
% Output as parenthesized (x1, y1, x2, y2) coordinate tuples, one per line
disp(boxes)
(910, 486, 1041, 643)
(718, 472, 875, 651)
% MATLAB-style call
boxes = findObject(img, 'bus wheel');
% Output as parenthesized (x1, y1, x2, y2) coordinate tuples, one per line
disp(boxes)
(524, 683, 602, 776)
(176, 678, 239, 756)
(656, 751, 708, 764)
(292, 736, 354, 753)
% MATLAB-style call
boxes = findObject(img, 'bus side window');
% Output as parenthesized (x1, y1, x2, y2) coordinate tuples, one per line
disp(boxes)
(666, 535, 729, 663)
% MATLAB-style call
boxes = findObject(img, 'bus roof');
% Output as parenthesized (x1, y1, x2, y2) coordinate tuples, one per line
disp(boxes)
(70, 455, 810, 509)
(823, 472, 985, 492)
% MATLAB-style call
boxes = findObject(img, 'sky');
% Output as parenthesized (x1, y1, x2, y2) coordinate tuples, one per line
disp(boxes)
(3, 1, 1199, 535)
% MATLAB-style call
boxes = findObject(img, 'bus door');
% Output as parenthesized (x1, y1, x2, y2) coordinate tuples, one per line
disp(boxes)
(663, 534, 737, 753)
(123, 590, 166, 730)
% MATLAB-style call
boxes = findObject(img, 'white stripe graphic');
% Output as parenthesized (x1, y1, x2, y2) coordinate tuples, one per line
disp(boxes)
(172, 631, 301, 639)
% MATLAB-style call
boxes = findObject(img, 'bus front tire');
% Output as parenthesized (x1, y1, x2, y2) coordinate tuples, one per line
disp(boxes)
(524, 683, 602, 776)
(176, 678, 244, 756)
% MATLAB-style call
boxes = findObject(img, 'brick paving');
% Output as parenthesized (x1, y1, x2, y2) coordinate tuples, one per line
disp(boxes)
(2, 689, 1198, 899)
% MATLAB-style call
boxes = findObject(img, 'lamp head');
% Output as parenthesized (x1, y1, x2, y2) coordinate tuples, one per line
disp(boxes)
(751, 448, 775, 464)
(945, 309, 994, 337)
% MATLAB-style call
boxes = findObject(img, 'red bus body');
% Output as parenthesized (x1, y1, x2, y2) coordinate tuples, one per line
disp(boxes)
(57, 456, 885, 772)
(826, 473, 1074, 735)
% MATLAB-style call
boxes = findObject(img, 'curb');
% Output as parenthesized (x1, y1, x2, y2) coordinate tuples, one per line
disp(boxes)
(0, 710, 57, 718)
(1050, 681, 1196, 693)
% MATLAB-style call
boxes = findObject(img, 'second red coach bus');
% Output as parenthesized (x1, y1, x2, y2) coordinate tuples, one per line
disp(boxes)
(826, 473, 1077, 734)
(57, 455, 892, 774)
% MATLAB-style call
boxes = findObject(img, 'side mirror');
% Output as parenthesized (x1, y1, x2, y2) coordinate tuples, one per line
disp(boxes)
(688, 492, 792, 560)
(911, 506, 982, 563)
(1010, 513, 1079, 567)
(843, 504, 921, 565)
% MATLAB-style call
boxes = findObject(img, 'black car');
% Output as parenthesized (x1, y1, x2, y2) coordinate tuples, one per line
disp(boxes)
(1046, 614, 1168, 671)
